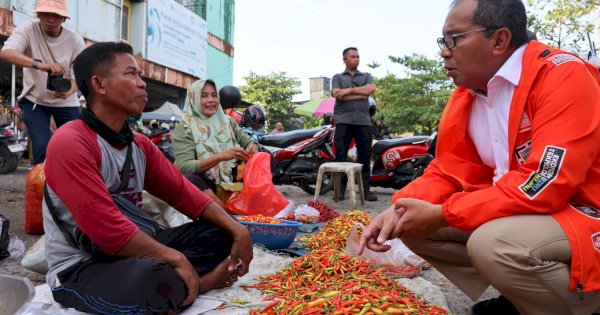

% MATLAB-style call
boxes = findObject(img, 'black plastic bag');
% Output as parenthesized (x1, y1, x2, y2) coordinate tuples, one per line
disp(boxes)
(0, 214, 10, 259)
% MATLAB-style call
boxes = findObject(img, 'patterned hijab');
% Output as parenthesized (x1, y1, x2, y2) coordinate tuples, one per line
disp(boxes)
(181, 80, 237, 184)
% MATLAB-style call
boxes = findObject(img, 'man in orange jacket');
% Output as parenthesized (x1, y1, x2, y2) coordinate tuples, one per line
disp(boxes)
(359, 0, 600, 314)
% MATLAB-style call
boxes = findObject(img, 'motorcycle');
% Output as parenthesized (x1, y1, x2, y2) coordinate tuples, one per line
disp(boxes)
(259, 124, 437, 194)
(409, 130, 438, 180)
(146, 128, 175, 162)
(370, 132, 434, 189)
(131, 118, 175, 163)
(0, 124, 26, 174)
(257, 126, 336, 194)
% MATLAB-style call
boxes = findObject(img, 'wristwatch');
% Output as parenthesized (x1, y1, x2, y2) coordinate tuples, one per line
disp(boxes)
(32, 59, 41, 69)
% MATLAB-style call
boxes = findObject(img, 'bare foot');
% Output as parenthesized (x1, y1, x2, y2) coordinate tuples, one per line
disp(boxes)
(198, 258, 241, 293)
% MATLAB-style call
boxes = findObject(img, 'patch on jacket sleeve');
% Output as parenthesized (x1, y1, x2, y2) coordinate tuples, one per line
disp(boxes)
(519, 146, 566, 199)
(592, 232, 600, 253)
(546, 54, 583, 67)
(571, 204, 600, 220)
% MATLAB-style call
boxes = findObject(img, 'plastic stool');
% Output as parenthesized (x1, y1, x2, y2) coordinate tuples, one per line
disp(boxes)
(314, 162, 365, 209)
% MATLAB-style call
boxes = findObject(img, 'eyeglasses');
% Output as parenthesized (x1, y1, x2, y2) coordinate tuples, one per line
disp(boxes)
(437, 27, 497, 50)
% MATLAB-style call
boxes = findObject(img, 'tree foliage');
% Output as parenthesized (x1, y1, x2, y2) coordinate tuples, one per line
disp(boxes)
(373, 54, 453, 135)
(239, 72, 302, 131)
(526, 0, 600, 52)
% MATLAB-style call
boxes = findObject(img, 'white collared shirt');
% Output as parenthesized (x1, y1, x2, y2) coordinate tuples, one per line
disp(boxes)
(468, 44, 527, 183)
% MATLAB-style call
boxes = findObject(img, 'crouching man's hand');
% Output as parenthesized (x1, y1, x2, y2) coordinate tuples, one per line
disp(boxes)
(358, 198, 448, 254)
(358, 203, 406, 254)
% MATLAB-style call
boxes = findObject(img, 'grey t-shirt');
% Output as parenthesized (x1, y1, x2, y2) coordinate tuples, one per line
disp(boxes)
(331, 69, 373, 126)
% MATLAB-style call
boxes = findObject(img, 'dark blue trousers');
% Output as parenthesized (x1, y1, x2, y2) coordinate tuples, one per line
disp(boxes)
(21, 98, 80, 165)
(52, 220, 233, 314)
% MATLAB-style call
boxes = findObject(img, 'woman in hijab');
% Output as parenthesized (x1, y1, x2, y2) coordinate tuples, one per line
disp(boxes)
(172, 79, 258, 210)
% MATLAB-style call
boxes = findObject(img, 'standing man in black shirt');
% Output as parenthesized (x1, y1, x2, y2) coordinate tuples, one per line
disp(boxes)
(332, 47, 378, 201)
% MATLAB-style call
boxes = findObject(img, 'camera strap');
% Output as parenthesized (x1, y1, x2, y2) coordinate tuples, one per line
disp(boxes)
(37, 22, 63, 74)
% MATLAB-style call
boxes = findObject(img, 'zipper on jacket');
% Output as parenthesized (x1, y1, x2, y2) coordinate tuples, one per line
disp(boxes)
(577, 282, 584, 301)
(564, 215, 586, 300)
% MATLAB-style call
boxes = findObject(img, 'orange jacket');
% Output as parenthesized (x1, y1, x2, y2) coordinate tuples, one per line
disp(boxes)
(393, 41, 600, 293)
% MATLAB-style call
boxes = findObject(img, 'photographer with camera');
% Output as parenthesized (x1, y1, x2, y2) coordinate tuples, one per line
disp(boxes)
(0, 0, 85, 164)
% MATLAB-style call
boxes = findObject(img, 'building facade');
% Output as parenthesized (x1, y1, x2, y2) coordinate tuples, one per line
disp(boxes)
(0, 0, 235, 112)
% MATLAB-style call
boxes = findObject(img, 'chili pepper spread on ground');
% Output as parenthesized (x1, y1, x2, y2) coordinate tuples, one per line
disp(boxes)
(307, 200, 340, 222)
(248, 249, 446, 315)
(297, 210, 371, 252)
(236, 214, 283, 224)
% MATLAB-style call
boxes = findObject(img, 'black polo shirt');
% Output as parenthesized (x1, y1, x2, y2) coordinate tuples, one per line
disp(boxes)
(331, 69, 373, 126)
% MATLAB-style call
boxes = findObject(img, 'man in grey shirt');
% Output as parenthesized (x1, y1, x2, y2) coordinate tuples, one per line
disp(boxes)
(331, 47, 377, 201)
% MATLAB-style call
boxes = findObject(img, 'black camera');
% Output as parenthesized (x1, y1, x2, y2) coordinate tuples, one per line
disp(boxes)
(47, 72, 71, 92)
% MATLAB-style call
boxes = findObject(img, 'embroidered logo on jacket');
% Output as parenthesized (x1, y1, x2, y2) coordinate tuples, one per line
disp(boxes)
(519, 146, 566, 199)
(547, 54, 583, 66)
(592, 232, 600, 253)
(515, 140, 532, 164)
(571, 204, 600, 220)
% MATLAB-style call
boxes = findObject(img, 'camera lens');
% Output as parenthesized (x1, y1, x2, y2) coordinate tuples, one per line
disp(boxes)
(50, 77, 71, 92)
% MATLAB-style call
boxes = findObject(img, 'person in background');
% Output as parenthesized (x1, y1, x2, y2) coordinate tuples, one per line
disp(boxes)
(43, 42, 252, 314)
(172, 79, 259, 211)
(359, 0, 600, 314)
(372, 119, 389, 140)
(270, 121, 285, 135)
(331, 47, 378, 201)
(0, 0, 85, 164)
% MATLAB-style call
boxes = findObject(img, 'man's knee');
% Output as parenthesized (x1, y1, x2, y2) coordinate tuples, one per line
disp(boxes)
(130, 259, 187, 309)
(128, 259, 182, 286)
(466, 219, 522, 272)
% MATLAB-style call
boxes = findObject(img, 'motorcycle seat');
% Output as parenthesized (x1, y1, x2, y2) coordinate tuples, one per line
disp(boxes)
(258, 127, 324, 148)
(371, 136, 429, 155)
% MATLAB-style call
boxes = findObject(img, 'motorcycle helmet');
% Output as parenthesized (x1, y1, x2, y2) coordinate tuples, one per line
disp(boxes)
(219, 85, 242, 109)
(242, 105, 265, 130)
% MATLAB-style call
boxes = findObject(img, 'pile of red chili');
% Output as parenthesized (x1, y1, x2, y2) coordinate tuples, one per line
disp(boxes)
(249, 249, 446, 314)
(307, 200, 340, 222)
(298, 210, 371, 252)
(236, 214, 283, 225)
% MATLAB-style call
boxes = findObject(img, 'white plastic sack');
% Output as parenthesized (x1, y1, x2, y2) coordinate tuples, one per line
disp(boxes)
(9, 235, 26, 258)
(21, 236, 48, 275)
(274, 200, 295, 219)
(347, 147, 358, 162)
(345, 223, 425, 268)
(293, 204, 320, 223)
(142, 191, 191, 228)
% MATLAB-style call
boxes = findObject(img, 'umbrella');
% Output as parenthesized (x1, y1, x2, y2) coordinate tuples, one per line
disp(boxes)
(294, 97, 336, 117)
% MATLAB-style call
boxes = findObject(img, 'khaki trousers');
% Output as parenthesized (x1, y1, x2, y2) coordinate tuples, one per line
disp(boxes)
(402, 215, 600, 315)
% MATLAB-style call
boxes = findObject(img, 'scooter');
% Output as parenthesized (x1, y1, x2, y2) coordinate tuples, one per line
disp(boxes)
(409, 130, 438, 180)
(369, 133, 432, 189)
(131, 118, 175, 163)
(259, 124, 436, 193)
(257, 126, 335, 194)
(0, 124, 26, 174)
(146, 128, 175, 162)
